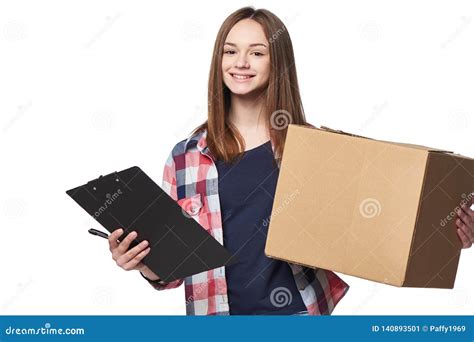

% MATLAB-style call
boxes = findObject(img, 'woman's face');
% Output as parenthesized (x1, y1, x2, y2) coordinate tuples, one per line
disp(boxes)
(222, 19, 271, 96)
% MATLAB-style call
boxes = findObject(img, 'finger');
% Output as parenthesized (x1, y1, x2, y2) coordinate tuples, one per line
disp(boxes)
(456, 218, 473, 240)
(108, 228, 123, 251)
(116, 230, 138, 255)
(117, 240, 149, 266)
(457, 227, 472, 249)
(122, 247, 151, 271)
(460, 198, 474, 219)
(456, 207, 472, 227)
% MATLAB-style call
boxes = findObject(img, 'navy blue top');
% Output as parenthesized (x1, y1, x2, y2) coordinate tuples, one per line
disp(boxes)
(216, 140, 307, 315)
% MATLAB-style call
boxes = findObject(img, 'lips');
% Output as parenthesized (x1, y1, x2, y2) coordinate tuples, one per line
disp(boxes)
(229, 73, 256, 81)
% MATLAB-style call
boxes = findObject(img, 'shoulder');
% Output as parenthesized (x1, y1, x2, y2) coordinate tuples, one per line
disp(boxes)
(170, 137, 189, 158)
(168, 128, 207, 159)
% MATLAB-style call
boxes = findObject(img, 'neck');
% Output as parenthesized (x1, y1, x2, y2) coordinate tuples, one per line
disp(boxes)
(228, 91, 268, 133)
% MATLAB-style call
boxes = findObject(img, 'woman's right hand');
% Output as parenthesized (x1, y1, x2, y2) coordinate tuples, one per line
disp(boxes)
(108, 228, 160, 281)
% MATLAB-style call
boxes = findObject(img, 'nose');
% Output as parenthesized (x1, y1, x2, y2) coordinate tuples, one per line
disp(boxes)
(235, 54, 250, 69)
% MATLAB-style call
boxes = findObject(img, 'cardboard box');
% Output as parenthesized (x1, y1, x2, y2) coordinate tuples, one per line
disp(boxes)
(265, 124, 474, 288)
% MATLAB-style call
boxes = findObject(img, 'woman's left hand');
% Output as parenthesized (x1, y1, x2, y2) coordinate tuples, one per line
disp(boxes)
(456, 195, 473, 249)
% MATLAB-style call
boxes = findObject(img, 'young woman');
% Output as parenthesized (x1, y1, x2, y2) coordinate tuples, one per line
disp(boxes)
(107, 7, 474, 315)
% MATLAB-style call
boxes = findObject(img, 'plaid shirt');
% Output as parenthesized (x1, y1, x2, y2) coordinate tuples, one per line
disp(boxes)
(143, 128, 350, 315)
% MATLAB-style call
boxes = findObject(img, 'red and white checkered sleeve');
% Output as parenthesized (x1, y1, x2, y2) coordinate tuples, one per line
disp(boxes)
(162, 148, 178, 201)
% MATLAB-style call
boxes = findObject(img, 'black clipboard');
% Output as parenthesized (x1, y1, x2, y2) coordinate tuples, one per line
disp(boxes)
(66, 166, 237, 283)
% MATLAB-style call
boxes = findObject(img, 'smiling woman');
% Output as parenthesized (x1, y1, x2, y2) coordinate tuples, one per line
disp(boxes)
(193, 7, 309, 163)
(134, 7, 352, 316)
(105, 6, 474, 316)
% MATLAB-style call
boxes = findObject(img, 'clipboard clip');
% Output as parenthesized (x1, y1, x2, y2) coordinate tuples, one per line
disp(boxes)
(87, 171, 121, 193)
(113, 171, 121, 183)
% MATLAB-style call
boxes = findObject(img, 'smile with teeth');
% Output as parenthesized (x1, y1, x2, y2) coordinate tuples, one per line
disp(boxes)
(231, 73, 255, 80)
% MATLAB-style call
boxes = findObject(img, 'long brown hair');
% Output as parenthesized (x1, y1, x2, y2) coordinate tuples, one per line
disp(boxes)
(191, 6, 310, 163)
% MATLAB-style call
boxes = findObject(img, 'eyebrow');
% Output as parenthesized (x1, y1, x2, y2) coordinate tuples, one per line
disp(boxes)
(224, 42, 267, 48)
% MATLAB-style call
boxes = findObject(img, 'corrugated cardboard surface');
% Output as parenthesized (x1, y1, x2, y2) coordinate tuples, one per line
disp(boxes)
(265, 124, 473, 288)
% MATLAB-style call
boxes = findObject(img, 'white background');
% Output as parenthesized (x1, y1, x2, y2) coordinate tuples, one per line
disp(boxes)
(0, 0, 472, 315)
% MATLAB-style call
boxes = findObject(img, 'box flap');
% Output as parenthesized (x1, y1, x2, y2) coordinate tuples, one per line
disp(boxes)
(384, 141, 453, 154)
(316, 125, 458, 154)
(318, 125, 374, 140)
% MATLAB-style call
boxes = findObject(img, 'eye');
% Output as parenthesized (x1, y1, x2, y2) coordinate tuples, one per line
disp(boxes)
(252, 51, 264, 57)
(224, 50, 236, 55)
